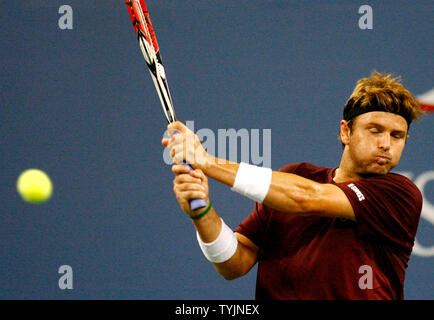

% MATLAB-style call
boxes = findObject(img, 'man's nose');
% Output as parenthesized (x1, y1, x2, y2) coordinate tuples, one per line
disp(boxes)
(378, 133, 391, 150)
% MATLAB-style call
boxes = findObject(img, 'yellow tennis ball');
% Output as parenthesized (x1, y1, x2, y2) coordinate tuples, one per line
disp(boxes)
(17, 169, 53, 204)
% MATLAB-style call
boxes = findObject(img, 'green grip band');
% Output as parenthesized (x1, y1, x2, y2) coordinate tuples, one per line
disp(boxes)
(190, 202, 212, 220)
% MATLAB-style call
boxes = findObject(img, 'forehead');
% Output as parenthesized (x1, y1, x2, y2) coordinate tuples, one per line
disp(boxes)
(353, 111, 408, 132)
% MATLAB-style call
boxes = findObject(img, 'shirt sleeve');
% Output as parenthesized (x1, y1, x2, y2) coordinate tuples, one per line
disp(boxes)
(335, 173, 423, 251)
(235, 163, 303, 247)
(235, 202, 269, 247)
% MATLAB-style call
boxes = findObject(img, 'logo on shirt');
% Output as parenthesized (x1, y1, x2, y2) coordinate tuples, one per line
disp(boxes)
(347, 183, 365, 201)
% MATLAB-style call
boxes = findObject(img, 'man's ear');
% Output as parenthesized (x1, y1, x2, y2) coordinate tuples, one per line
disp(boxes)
(340, 120, 351, 146)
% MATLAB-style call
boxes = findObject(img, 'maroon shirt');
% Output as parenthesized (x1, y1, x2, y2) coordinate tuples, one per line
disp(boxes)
(235, 163, 422, 300)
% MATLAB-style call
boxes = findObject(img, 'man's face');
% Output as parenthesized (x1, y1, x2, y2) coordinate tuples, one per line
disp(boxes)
(342, 111, 408, 176)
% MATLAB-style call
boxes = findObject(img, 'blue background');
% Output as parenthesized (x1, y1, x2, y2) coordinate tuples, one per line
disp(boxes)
(0, 0, 432, 299)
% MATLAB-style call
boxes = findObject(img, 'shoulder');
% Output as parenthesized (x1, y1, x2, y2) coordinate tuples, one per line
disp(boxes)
(363, 172, 422, 200)
(279, 162, 333, 182)
(347, 172, 423, 215)
(374, 172, 415, 183)
(339, 172, 423, 247)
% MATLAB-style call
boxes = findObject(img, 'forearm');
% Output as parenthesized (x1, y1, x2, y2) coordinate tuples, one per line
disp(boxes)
(191, 205, 222, 243)
(264, 171, 318, 214)
(203, 158, 313, 214)
(193, 203, 254, 280)
(202, 156, 240, 188)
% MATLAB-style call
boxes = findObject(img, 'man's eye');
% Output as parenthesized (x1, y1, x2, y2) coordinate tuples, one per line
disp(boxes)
(369, 128, 380, 134)
(392, 134, 404, 139)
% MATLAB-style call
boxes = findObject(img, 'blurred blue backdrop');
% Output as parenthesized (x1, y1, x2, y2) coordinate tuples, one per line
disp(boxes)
(0, 0, 432, 299)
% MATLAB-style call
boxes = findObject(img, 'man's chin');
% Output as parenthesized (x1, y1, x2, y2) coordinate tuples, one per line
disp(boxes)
(364, 163, 392, 176)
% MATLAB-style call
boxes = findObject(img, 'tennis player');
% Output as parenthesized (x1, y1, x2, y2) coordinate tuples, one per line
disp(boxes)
(161, 71, 424, 299)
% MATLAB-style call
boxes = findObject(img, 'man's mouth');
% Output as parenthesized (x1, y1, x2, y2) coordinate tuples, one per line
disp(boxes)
(374, 154, 391, 163)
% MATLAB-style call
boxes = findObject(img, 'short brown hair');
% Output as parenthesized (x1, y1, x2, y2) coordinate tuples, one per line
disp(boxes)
(343, 71, 424, 128)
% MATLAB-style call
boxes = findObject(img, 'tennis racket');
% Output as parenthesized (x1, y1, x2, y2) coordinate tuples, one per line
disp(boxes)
(125, 0, 207, 211)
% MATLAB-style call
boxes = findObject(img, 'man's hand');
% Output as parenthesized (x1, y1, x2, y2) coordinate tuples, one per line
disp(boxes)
(161, 121, 214, 170)
(171, 164, 210, 217)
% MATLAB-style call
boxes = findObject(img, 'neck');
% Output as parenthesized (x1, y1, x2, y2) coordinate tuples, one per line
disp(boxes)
(334, 150, 363, 183)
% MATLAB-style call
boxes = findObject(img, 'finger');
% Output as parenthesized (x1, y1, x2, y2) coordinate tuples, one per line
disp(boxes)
(167, 121, 187, 134)
(167, 133, 183, 149)
(174, 173, 202, 185)
(189, 171, 202, 185)
(191, 170, 208, 185)
(173, 178, 206, 191)
(190, 169, 205, 179)
(172, 149, 187, 165)
(168, 143, 184, 162)
(174, 182, 206, 193)
(172, 164, 191, 175)
(176, 190, 207, 201)
(161, 138, 169, 147)
(170, 143, 186, 156)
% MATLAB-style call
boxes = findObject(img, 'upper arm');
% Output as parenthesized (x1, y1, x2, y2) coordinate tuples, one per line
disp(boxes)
(235, 232, 259, 263)
(308, 183, 356, 221)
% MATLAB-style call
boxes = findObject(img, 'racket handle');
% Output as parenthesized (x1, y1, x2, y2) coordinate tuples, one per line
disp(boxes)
(182, 161, 208, 210)
(168, 130, 207, 210)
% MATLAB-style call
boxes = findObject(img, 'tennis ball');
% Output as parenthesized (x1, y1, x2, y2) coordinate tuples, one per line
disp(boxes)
(16, 169, 53, 204)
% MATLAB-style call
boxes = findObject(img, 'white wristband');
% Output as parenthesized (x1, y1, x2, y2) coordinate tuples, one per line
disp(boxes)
(230, 162, 272, 203)
(196, 218, 238, 263)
